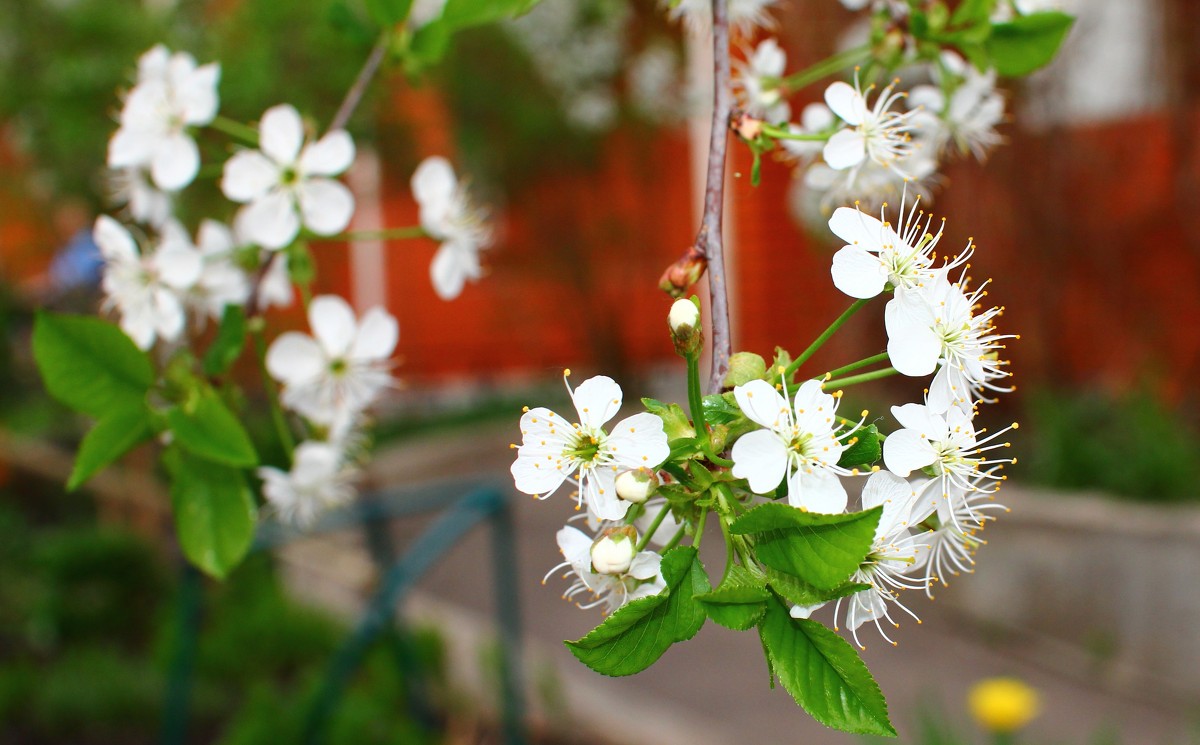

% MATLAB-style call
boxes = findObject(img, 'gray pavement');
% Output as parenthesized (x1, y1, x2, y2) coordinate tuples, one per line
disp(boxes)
(283, 420, 1197, 745)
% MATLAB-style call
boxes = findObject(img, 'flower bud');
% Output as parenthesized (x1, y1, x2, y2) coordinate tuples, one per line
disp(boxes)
(668, 297, 703, 357)
(615, 468, 659, 504)
(658, 247, 707, 298)
(590, 526, 638, 575)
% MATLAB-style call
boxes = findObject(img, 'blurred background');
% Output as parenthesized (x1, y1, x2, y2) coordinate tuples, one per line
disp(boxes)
(2, 0, 1199, 743)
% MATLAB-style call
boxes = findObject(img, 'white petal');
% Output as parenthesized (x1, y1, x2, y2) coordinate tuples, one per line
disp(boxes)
(240, 191, 299, 249)
(628, 551, 662, 581)
(411, 156, 457, 206)
(731, 429, 788, 494)
(350, 307, 398, 362)
(828, 206, 886, 249)
(300, 131, 355, 177)
(197, 219, 234, 257)
(154, 246, 202, 290)
(512, 450, 569, 497)
(108, 127, 153, 169)
(180, 63, 220, 125)
(265, 331, 326, 387)
(297, 179, 355, 236)
(221, 150, 279, 203)
(733, 378, 789, 430)
(823, 129, 866, 170)
(883, 429, 937, 477)
(94, 216, 138, 262)
(824, 81, 865, 125)
(308, 294, 357, 358)
(585, 467, 628, 521)
(789, 469, 847, 514)
(430, 242, 468, 300)
(801, 102, 835, 131)
(137, 44, 170, 82)
(571, 375, 623, 430)
(120, 304, 157, 350)
(606, 412, 670, 469)
(885, 298, 940, 376)
(556, 526, 593, 565)
(831, 246, 888, 299)
(150, 133, 199, 191)
(860, 470, 914, 536)
(258, 104, 304, 165)
(792, 379, 837, 434)
(151, 287, 187, 342)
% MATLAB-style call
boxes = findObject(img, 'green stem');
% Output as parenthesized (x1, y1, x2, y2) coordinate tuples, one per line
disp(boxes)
(692, 506, 708, 551)
(253, 327, 296, 461)
(316, 226, 427, 242)
(714, 485, 737, 583)
(784, 298, 870, 378)
(780, 44, 873, 92)
(705, 450, 734, 468)
(825, 352, 890, 379)
(661, 524, 687, 552)
(823, 366, 900, 389)
(760, 124, 828, 142)
(686, 351, 709, 445)
(210, 115, 260, 145)
(636, 503, 672, 553)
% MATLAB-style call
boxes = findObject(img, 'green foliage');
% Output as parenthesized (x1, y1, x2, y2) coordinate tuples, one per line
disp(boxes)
(730, 504, 880, 591)
(204, 305, 249, 376)
(166, 389, 259, 468)
(725, 352, 768, 388)
(67, 406, 154, 490)
(405, 0, 545, 74)
(986, 12, 1075, 76)
(696, 565, 769, 631)
(765, 567, 868, 609)
(1022, 388, 1200, 502)
(837, 424, 884, 471)
(643, 397, 697, 441)
(565, 546, 708, 676)
(164, 447, 258, 578)
(32, 312, 153, 419)
(758, 597, 895, 736)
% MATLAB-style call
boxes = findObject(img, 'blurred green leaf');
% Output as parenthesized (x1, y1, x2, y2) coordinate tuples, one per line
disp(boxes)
(166, 390, 258, 468)
(164, 447, 257, 578)
(32, 312, 153, 419)
(203, 305, 247, 377)
(68, 407, 154, 491)
(986, 11, 1074, 76)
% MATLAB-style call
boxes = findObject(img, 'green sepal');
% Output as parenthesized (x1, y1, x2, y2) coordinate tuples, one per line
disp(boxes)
(697, 565, 770, 631)
(166, 390, 259, 467)
(766, 567, 870, 609)
(985, 11, 1074, 76)
(564, 546, 708, 677)
(67, 406, 155, 491)
(758, 597, 896, 736)
(203, 305, 248, 377)
(836, 424, 884, 470)
(770, 347, 792, 378)
(163, 447, 257, 578)
(730, 504, 880, 590)
(32, 312, 154, 419)
(642, 397, 697, 441)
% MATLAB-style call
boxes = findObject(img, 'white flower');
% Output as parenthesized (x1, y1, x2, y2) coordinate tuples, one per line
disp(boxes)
(257, 251, 295, 310)
(662, 0, 778, 33)
(883, 402, 1013, 512)
(803, 142, 938, 211)
(827, 192, 970, 301)
(222, 104, 356, 250)
(734, 38, 790, 123)
(833, 470, 928, 648)
(729, 377, 854, 513)
(265, 294, 398, 426)
(781, 103, 835, 161)
(110, 167, 173, 227)
(510, 373, 670, 522)
(107, 45, 220, 191)
(823, 76, 922, 178)
(909, 56, 1005, 161)
(95, 215, 202, 349)
(411, 156, 492, 300)
(186, 220, 250, 322)
(258, 441, 357, 528)
(909, 473, 1007, 596)
(883, 273, 1013, 411)
(546, 525, 665, 613)
(633, 498, 682, 546)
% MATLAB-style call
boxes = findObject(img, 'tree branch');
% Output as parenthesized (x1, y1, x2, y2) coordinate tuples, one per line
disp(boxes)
(701, 0, 734, 393)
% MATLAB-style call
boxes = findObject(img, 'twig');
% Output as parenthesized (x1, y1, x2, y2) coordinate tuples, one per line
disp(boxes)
(701, 0, 734, 393)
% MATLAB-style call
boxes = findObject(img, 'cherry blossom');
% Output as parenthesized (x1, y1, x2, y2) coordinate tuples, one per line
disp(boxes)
(411, 156, 492, 300)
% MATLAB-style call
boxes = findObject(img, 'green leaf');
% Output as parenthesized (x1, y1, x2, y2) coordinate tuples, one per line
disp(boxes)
(67, 407, 155, 491)
(642, 397, 696, 440)
(730, 504, 880, 590)
(950, 0, 995, 27)
(33, 312, 154, 418)
(202, 305, 248, 376)
(166, 390, 258, 467)
(759, 598, 895, 735)
(724, 352, 767, 388)
(164, 447, 257, 578)
(986, 11, 1074, 76)
(837, 424, 884, 470)
(701, 392, 742, 425)
(364, 0, 413, 25)
(766, 568, 869, 609)
(404, 0, 543, 72)
(697, 566, 770, 631)
(564, 546, 708, 676)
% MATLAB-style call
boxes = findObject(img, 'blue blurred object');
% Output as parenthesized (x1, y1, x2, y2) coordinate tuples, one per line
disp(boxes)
(49, 228, 104, 291)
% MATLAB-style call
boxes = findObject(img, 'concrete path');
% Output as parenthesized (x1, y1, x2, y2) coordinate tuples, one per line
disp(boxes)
(279, 421, 1197, 745)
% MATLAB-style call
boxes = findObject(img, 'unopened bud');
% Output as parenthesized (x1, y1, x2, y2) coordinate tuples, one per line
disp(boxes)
(658, 247, 707, 298)
(615, 468, 659, 504)
(668, 296, 703, 357)
(590, 526, 638, 575)
(732, 112, 763, 141)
